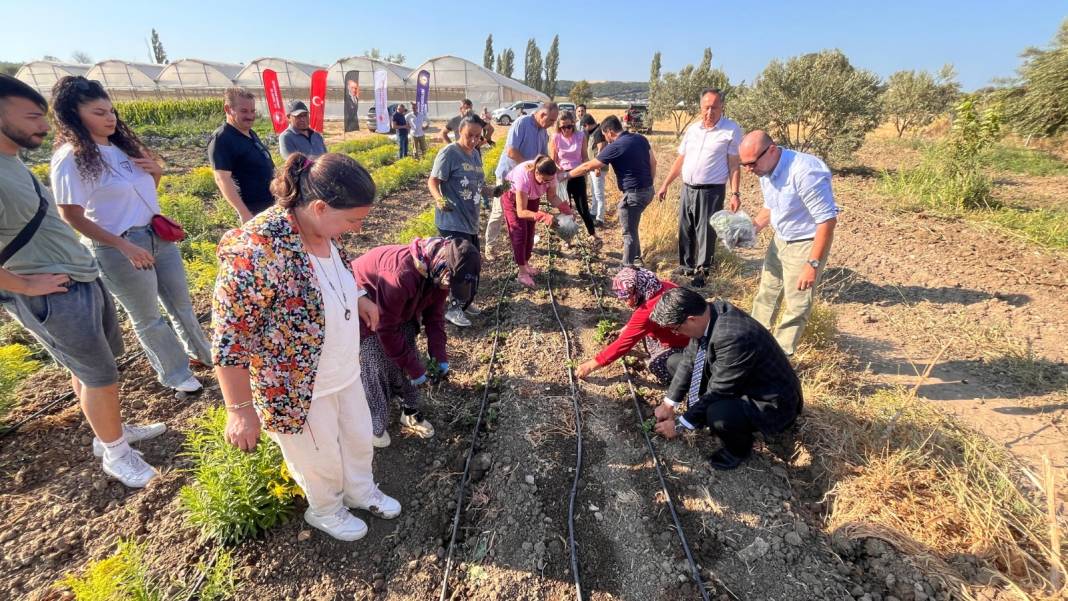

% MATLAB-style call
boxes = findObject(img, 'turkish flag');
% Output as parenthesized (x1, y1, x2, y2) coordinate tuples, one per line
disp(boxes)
(261, 69, 287, 134)
(309, 69, 327, 133)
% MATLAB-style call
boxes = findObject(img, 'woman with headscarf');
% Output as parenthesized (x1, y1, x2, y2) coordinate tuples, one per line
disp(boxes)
(575, 267, 690, 385)
(352, 237, 481, 447)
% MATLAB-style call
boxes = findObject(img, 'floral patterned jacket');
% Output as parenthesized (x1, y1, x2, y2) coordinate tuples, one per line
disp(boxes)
(211, 205, 355, 434)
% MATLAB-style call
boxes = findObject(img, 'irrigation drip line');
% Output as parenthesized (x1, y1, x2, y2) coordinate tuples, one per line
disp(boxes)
(577, 245, 714, 601)
(0, 311, 212, 440)
(545, 241, 587, 601)
(438, 276, 510, 601)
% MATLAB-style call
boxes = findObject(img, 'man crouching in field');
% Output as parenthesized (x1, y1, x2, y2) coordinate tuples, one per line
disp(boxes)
(648, 288, 802, 470)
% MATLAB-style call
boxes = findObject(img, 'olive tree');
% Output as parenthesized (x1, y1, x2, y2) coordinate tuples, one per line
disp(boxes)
(732, 49, 882, 165)
(649, 48, 731, 138)
(882, 65, 960, 137)
(1002, 19, 1068, 139)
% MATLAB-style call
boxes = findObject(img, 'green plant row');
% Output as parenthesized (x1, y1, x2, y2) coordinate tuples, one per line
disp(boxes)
(58, 538, 234, 601)
(348, 144, 399, 171)
(481, 143, 504, 184)
(0, 343, 41, 421)
(372, 146, 439, 198)
(328, 136, 395, 155)
(115, 98, 224, 127)
(179, 406, 302, 545)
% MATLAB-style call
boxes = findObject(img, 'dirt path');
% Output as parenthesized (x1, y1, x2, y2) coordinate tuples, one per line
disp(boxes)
(822, 165, 1068, 499)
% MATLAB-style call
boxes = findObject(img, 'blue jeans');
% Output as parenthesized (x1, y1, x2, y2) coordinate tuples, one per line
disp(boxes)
(618, 186, 653, 266)
(590, 171, 607, 221)
(92, 227, 212, 388)
(397, 133, 409, 159)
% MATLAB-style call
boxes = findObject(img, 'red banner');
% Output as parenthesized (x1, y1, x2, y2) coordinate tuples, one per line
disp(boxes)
(261, 69, 287, 134)
(309, 69, 327, 133)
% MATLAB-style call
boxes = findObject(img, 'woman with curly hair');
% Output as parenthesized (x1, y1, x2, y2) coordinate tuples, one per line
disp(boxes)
(50, 76, 211, 396)
(575, 266, 690, 385)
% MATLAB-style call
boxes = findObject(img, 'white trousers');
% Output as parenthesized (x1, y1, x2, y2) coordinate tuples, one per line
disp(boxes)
(268, 378, 375, 516)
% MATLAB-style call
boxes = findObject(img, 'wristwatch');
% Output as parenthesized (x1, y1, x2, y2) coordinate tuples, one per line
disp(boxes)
(731, 191, 740, 197)
(807, 259, 820, 269)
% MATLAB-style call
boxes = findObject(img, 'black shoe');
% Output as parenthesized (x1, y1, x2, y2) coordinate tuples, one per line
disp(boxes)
(691, 272, 706, 288)
(708, 448, 747, 470)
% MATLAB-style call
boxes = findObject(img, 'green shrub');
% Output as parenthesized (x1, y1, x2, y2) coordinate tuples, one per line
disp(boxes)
(116, 98, 223, 127)
(372, 148, 438, 197)
(329, 136, 394, 154)
(179, 406, 301, 545)
(58, 538, 235, 601)
(482, 143, 504, 184)
(30, 162, 50, 183)
(182, 241, 220, 293)
(158, 192, 238, 244)
(0, 344, 41, 419)
(59, 539, 159, 600)
(395, 207, 437, 243)
(159, 166, 217, 199)
(349, 144, 399, 170)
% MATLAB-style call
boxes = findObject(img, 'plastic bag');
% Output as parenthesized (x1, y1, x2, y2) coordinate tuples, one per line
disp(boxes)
(709, 209, 756, 250)
(554, 214, 580, 241)
(555, 178, 569, 205)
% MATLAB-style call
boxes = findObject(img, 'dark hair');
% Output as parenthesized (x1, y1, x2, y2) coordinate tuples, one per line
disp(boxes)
(460, 98, 473, 108)
(460, 114, 486, 130)
(701, 87, 723, 101)
(0, 75, 47, 110)
(600, 115, 623, 134)
(580, 114, 597, 127)
(51, 76, 149, 182)
(526, 154, 558, 176)
(576, 104, 587, 110)
(649, 287, 708, 327)
(272, 152, 376, 210)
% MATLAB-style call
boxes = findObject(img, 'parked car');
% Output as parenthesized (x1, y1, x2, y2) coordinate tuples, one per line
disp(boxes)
(492, 101, 542, 125)
(557, 102, 577, 114)
(366, 103, 403, 131)
(622, 104, 651, 134)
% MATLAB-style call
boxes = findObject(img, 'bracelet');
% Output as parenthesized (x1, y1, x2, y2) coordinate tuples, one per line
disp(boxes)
(225, 401, 254, 411)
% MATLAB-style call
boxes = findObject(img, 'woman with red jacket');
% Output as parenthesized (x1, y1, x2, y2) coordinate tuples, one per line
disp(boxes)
(575, 267, 690, 385)
(352, 237, 480, 447)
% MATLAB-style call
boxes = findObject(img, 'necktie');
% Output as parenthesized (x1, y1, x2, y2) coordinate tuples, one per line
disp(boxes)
(687, 337, 707, 405)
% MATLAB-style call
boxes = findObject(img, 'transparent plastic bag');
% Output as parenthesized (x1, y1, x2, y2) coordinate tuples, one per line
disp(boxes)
(554, 213, 580, 241)
(709, 209, 756, 250)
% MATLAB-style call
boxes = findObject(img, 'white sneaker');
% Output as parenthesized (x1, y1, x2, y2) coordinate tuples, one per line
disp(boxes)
(445, 307, 472, 327)
(102, 450, 158, 488)
(174, 376, 203, 393)
(345, 487, 402, 519)
(372, 431, 391, 448)
(400, 411, 435, 438)
(303, 507, 368, 542)
(92, 422, 168, 458)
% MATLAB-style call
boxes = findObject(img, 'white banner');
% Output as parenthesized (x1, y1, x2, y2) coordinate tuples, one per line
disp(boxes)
(374, 69, 389, 134)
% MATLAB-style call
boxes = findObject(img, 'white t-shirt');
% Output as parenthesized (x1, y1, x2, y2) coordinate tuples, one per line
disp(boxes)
(50, 143, 159, 236)
(406, 112, 427, 137)
(309, 243, 364, 398)
(678, 117, 743, 186)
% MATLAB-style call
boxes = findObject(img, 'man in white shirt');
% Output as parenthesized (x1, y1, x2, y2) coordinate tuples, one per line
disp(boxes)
(406, 103, 428, 159)
(738, 130, 839, 356)
(656, 89, 743, 287)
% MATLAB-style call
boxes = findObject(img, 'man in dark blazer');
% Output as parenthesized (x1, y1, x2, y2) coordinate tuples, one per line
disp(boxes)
(649, 287, 802, 469)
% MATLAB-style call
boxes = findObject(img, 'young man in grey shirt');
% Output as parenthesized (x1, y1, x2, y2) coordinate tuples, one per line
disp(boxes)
(0, 75, 164, 489)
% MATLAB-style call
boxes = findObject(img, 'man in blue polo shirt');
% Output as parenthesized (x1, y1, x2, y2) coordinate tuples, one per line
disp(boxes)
(738, 130, 839, 356)
(566, 115, 657, 267)
(278, 100, 327, 160)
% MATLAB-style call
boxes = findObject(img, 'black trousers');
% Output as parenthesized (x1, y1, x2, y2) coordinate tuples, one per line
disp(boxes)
(692, 395, 756, 456)
(566, 176, 596, 235)
(678, 183, 725, 272)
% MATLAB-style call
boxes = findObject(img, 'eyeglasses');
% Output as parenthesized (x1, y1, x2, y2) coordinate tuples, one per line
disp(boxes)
(559, 124, 574, 131)
(741, 144, 771, 168)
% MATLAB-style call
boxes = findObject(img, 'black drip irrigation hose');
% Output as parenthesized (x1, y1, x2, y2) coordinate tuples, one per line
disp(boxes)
(0, 311, 213, 440)
(577, 246, 715, 601)
(438, 276, 510, 601)
(544, 241, 586, 601)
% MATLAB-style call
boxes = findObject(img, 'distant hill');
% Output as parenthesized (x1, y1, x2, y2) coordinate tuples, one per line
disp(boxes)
(1, 61, 23, 77)
(557, 80, 649, 102)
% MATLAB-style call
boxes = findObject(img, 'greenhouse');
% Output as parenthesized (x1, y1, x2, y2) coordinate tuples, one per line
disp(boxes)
(156, 59, 242, 96)
(84, 61, 165, 99)
(407, 55, 549, 119)
(14, 61, 91, 95)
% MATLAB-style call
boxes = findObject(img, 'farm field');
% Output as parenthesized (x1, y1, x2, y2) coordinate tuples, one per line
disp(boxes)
(0, 99, 1064, 601)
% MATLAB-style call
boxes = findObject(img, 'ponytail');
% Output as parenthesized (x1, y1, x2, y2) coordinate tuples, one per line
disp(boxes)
(271, 152, 376, 210)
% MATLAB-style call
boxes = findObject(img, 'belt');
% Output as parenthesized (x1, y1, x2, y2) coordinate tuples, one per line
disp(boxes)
(783, 237, 814, 244)
(684, 182, 726, 190)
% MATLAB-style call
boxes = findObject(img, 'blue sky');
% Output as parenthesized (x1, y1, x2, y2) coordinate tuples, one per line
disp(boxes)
(2, 0, 1063, 90)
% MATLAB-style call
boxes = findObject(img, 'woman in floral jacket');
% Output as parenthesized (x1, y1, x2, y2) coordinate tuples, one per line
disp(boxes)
(212, 151, 399, 542)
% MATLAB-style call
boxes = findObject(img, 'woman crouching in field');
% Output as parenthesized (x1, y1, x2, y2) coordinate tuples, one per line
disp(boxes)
(575, 266, 690, 385)
(213, 151, 400, 542)
(501, 155, 574, 288)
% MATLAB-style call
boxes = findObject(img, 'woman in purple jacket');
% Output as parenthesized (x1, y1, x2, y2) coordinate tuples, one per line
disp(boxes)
(352, 237, 480, 447)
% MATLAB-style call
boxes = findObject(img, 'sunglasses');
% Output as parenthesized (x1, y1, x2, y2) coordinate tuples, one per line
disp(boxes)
(741, 144, 771, 168)
(559, 124, 574, 130)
